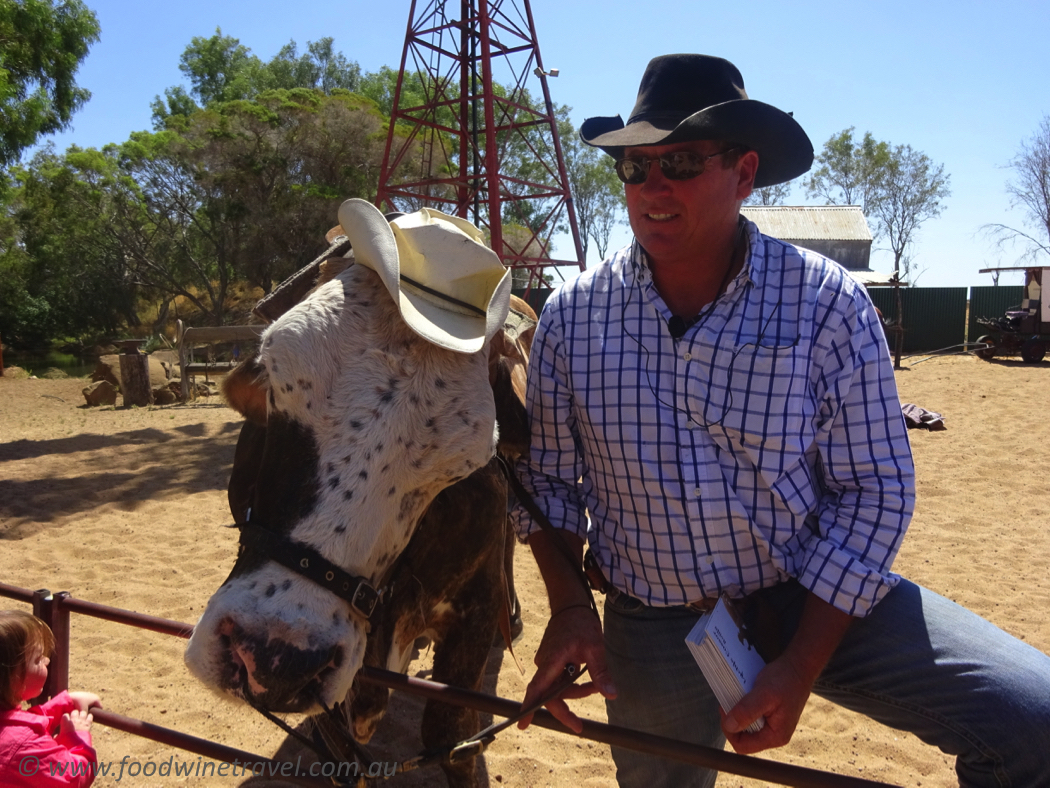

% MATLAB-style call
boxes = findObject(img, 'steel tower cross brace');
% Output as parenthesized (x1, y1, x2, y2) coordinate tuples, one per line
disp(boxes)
(375, 0, 585, 293)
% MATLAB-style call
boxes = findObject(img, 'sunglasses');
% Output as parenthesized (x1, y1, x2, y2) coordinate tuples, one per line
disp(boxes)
(613, 148, 741, 185)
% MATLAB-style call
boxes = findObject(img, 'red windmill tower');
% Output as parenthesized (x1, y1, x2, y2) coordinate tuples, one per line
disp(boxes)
(374, 0, 585, 297)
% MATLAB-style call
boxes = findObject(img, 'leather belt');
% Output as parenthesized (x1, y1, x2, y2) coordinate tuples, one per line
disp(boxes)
(685, 597, 718, 615)
(605, 585, 718, 616)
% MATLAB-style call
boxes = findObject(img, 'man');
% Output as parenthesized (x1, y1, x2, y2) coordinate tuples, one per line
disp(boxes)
(511, 54, 1050, 787)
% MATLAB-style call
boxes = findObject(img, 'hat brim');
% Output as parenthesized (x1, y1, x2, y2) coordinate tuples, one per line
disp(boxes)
(581, 100, 813, 188)
(336, 199, 510, 354)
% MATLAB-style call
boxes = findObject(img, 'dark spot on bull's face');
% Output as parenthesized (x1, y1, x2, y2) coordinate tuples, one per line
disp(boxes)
(299, 379, 313, 391)
(249, 414, 321, 536)
(284, 383, 294, 393)
(334, 524, 346, 533)
(381, 464, 390, 473)
(266, 584, 276, 597)
(328, 476, 339, 490)
(387, 486, 396, 497)
(359, 470, 368, 480)
(435, 378, 446, 389)
(281, 579, 292, 591)
(425, 417, 436, 429)
(342, 489, 354, 502)
(350, 420, 362, 430)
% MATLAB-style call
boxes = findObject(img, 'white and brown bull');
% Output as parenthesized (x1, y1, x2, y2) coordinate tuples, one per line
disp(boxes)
(184, 201, 535, 787)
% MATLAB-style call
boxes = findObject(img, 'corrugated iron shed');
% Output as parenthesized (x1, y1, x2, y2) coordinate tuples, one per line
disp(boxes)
(741, 205, 873, 242)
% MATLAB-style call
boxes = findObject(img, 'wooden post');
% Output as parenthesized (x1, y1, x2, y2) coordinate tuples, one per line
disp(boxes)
(117, 339, 152, 407)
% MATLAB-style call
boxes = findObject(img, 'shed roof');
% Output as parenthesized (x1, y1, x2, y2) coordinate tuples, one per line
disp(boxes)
(741, 205, 873, 242)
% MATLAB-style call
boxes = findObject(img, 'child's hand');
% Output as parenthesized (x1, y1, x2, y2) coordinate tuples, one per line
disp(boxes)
(69, 691, 102, 712)
(60, 710, 93, 735)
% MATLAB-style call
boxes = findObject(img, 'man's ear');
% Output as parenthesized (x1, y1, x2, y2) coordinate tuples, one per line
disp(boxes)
(736, 150, 760, 201)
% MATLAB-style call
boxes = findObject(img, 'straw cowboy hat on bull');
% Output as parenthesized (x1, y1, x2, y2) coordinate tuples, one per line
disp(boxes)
(336, 198, 511, 354)
(580, 53, 814, 188)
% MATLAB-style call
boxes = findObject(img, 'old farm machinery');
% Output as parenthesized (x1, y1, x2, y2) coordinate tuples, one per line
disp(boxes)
(974, 266, 1050, 363)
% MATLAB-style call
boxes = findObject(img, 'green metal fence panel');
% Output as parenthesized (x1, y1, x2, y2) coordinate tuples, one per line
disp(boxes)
(968, 286, 1025, 343)
(867, 287, 968, 353)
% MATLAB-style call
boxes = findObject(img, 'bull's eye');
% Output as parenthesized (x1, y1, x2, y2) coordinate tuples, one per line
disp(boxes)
(326, 571, 334, 581)
(300, 558, 310, 569)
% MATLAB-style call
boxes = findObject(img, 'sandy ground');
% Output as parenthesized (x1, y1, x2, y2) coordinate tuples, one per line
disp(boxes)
(1, 352, 1048, 788)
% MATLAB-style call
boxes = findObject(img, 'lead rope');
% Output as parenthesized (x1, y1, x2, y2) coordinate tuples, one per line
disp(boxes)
(395, 663, 588, 776)
(246, 461, 599, 784)
(247, 664, 589, 786)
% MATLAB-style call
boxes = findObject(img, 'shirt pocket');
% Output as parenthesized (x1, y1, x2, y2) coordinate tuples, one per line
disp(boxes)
(698, 342, 811, 474)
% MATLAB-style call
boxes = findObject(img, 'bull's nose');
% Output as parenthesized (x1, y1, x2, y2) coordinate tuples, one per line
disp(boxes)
(219, 618, 343, 711)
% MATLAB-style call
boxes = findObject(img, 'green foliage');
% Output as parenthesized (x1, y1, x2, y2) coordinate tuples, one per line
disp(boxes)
(805, 127, 891, 215)
(0, 0, 100, 167)
(0, 145, 134, 345)
(151, 30, 365, 128)
(744, 181, 793, 207)
(807, 127, 950, 281)
(558, 106, 624, 261)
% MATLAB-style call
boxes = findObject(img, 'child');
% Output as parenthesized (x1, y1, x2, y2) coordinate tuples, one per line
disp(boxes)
(0, 610, 102, 787)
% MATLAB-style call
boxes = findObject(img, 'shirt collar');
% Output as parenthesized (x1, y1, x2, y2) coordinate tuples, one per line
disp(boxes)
(627, 217, 763, 309)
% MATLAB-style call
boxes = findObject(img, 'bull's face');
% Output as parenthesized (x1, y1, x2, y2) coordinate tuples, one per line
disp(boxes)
(185, 264, 498, 712)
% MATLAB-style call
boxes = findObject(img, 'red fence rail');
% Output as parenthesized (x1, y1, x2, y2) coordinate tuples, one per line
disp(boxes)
(0, 582, 897, 788)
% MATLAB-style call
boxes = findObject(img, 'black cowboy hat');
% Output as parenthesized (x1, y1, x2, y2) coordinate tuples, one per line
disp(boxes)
(580, 54, 814, 188)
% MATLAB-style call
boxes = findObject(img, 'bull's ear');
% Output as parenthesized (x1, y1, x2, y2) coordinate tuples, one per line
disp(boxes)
(222, 360, 270, 425)
(492, 355, 530, 460)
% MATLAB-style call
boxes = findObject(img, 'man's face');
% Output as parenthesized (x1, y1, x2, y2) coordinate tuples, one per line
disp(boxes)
(623, 140, 757, 268)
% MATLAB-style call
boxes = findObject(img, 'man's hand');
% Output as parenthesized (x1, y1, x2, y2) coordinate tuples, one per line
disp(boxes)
(517, 605, 616, 733)
(721, 591, 854, 755)
(721, 656, 811, 754)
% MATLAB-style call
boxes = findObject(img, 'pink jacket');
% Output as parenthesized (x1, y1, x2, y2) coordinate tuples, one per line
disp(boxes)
(0, 691, 97, 787)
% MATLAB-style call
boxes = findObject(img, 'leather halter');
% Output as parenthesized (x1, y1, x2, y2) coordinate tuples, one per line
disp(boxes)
(236, 521, 383, 620)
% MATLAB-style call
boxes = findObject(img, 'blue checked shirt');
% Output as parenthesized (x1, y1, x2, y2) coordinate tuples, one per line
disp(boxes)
(511, 220, 914, 617)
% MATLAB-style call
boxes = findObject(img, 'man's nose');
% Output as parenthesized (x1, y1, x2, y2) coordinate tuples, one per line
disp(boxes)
(638, 162, 672, 194)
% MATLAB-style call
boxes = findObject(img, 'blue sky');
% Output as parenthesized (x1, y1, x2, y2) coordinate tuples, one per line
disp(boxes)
(41, 0, 1050, 289)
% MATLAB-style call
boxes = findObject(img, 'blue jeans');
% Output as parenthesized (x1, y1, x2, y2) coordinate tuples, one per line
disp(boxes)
(603, 579, 1050, 788)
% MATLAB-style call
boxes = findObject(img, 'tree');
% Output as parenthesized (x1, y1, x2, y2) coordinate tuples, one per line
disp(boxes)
(869, 144, 950, 278)
(264, 38, 361, 95)
(176, 28, 262, 107)
(559, 108, 625, 262)
(0, 0, 100, 168)
(744, 181, 792, 206)
(805, 127, 891, 214)
(0, 145, 136, 345)
(983, 115, 1050, 265)
(868, 144, 950, 369)
(152, 32, 364, 128)
(57, 89, 390, 326)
